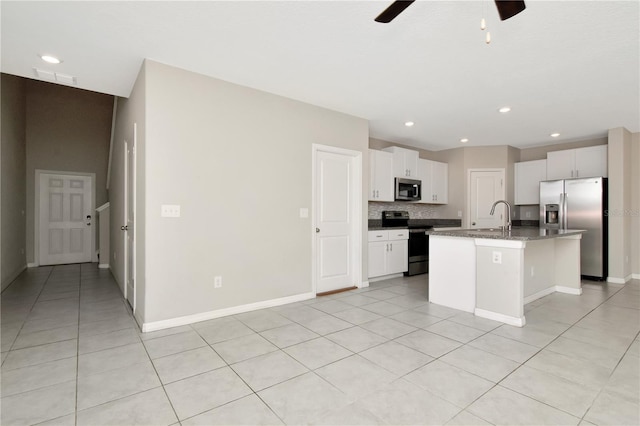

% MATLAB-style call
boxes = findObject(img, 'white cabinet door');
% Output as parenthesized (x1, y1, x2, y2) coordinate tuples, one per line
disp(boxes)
(547, 149, 575, 180)
(431, 161, 448, 204)
(368, 241, 388, 278)
(417, 159, 433, 204)
(515, 159, 547, 205)
(575, 145, 607, 178)
(369, 150, 394, 201)
(546, 145, 607, 180)
(383, 146, 419, 178)
(404, 150, 419, 178)
(387, 241, 408, 274)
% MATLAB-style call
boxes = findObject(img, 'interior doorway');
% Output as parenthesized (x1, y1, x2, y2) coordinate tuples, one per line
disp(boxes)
(312, 144, 362, 294)
(36, 170, 96, 266)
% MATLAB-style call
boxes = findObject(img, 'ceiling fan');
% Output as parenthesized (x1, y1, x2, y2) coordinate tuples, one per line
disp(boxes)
(374, 0, 526, 23)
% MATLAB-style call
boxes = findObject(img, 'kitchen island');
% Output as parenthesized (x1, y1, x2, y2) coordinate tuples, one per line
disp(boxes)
(427, 227, 586, 327)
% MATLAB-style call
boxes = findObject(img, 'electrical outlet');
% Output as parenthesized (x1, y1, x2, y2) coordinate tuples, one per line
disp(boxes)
(214, 276, 222, 288)
(526, 211, 531, 218)
(492, 251, 502, 264)
(457, 210, 462, 218)
(20, 248, 25, 255)
(161, 204, 181, 218)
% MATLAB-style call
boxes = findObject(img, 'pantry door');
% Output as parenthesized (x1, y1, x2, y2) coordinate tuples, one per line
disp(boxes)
(313, 145, 362, 294)
(38, 171, 94, 265)
(468, 169, 505, 228)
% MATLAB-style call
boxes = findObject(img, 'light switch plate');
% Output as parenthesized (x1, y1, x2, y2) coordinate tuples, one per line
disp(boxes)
(161, 204, 181, 218)
(299, 208, 309, 218)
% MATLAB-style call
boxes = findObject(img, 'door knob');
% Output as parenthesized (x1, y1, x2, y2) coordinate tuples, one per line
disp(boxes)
(316, 228, 320, 233)
(121, 225, 128, 231)
(472, 222, 476, 226)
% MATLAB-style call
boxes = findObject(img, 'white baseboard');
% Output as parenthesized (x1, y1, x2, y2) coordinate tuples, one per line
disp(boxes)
(475, 308, 526, 327)
(98, 263, 110, 269)
(632, 273, 640, 280)
(360, 281, 370, 288)
(27, 262, 39, 268)
(369, 273, 403, 283)
(141, 291, 316, 333)
(523, 287, 555, 305)
(607, 277, 627, 284)
(555, 286, 582, 296)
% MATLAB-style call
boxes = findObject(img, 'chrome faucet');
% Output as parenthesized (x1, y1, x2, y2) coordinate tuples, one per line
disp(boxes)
(490, 200, 512, 231)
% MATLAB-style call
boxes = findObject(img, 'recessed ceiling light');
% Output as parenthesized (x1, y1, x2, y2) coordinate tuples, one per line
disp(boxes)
(550, 133, 560, 138)
(498, 106, 511, 113)
(39, 54, 61, 64)
(404, 121, 414, 127)
(460, 138, 469, 143)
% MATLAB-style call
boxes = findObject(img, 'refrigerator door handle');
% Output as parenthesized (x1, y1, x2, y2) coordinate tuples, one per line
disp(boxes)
(562, 192, 568, 229)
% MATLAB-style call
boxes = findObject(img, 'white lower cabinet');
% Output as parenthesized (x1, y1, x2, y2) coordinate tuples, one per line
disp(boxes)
(368, 230, 409, 279)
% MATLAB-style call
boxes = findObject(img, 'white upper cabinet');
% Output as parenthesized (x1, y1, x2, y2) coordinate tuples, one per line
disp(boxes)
(515, 159, 547, 205)
(417, 158, 448, 204)
(383, 146, 419, 178)
(431, 161, 448, 204)
(546, 145, 607, 180)
(369, 149, 394, 202)
(574, 145, 608, 178)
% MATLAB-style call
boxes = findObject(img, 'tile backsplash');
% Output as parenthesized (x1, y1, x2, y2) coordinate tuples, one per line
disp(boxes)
(368, 202, 437, 219)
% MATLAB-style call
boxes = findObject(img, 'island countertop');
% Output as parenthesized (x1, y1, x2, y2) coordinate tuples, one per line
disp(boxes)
(427, 227, 586, 241)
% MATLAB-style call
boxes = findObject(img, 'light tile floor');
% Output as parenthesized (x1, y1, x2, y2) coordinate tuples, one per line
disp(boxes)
(1, 264, 639, 425)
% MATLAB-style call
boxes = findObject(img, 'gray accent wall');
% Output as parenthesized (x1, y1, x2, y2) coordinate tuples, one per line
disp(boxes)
(1, 74, 27, 290)
(118, 60, 368, 326)
(25, 80, 113, 265)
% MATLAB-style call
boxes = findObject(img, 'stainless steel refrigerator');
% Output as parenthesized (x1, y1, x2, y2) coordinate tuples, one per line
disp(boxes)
(540, 177, 608, 280)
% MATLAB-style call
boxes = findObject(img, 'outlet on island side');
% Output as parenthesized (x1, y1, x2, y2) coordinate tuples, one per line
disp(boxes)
(214, 276, 222, 288)
(492, 251, 502, 264)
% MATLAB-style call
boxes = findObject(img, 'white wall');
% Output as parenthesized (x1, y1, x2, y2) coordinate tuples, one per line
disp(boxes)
(139, 60, 368, 325)
(633, 133, 640, 277)
(1, 74, 27, 289)
(110, 61, 147, 325)
(607, 127, 634, 282)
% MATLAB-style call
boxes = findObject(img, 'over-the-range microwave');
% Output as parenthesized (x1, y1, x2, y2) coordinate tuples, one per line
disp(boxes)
(395, 178, 421, 201)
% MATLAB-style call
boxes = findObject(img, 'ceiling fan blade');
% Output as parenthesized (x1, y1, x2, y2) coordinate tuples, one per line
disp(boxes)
(374, 0, 416, 23)
(494, 0, 526, 21)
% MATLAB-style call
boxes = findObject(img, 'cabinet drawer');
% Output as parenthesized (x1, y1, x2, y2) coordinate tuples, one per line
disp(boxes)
(368, 230, 389, 241)
(388, 229, 409, 240)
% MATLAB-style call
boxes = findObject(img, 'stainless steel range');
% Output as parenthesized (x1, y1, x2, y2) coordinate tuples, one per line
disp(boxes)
(381, 211, 431, 276)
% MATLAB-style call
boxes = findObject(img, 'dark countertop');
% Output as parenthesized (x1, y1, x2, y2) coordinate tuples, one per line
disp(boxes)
(426, 227, 586, 241)
(368, 218, 462, 230)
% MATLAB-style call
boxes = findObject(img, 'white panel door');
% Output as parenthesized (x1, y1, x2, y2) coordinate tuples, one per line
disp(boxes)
(39, 173, 92, 265)
(469, 170, 505, 228)
(124, 138, 136, 311)
(316, 150, 355, 293)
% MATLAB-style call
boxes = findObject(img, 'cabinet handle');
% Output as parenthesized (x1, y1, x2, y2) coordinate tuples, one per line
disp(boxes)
(376, 190, 379, 198)
(571, 170, 574, 177)
(390, 243, 393, 252)
(372, 190, 375, 198)
(376, 234, 383, 238)
(576, 170, 579, 177)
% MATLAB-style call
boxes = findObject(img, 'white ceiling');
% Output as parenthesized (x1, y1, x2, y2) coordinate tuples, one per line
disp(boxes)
(2, 1, 638, 151)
